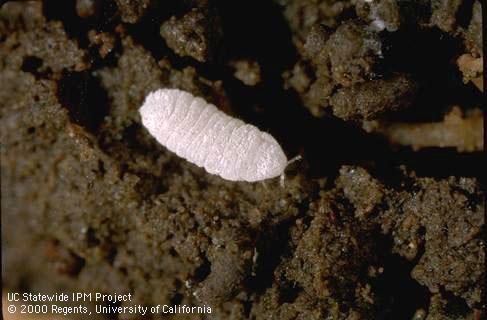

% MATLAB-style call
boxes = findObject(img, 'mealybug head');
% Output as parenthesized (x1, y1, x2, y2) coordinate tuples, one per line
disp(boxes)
(243, 133, 287, 182)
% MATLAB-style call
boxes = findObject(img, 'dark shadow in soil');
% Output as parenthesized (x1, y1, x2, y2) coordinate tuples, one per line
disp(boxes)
(217, 0, 296, 73)
(216, 0, 298, 126)
(193, 255, 211, 282)
(441, 290, 472, 317)
(57, 70, 109, 133)
(379, 27, 482, 122)
(21, 56, 51, 79)
(245, 218, 296, 295)
(371, 232, 430, 320)
(455, 0, 476, 28)
(391, 148, 484, 179)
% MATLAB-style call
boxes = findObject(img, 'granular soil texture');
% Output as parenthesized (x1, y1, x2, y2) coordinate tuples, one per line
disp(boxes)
(1, 1, 484, 319)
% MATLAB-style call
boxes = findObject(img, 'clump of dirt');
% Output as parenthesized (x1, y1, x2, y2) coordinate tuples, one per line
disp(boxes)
(337, 167, 484, 307)
(464, 1, 482, 56)
(160, 7, 222, 62)
(230, 58, 262, 86)
(283, 18, 421, 119)
(330, 74, 418, 120)
(355, 0, 401, 32)
(1, 0, 483, 319)
(115, 0, 151, 23)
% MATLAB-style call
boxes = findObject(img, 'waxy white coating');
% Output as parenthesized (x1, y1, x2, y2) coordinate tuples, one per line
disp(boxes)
(139, 89, 287, 182)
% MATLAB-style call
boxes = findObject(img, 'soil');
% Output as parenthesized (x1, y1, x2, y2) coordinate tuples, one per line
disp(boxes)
(1, 0, 484, 319)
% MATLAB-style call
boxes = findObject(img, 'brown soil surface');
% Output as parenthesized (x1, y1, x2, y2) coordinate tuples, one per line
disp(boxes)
(1, 1, 484, 319)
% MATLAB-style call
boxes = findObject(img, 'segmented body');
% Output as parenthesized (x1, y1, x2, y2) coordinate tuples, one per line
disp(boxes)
(139, 89, 287, 182)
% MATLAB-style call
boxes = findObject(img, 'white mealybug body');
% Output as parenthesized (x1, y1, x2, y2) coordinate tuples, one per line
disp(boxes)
(139, 88, 288, 182)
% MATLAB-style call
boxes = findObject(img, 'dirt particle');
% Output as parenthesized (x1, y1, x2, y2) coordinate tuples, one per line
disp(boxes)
(76, 0, 100, 18)
(464, 1, 482, 57)
(0, 1, 45, 32)
(330, 74, 417, 120)
(326, 21, 382, 87)
(230, 59, 262, 86)
(160, 8, 222, 62)
(355, 0, 401, 32)
(88, 30, 116, 58)
(337, 166, 384, 218)
(430, 0, 463, 33)
(115, 0, 150, 23)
